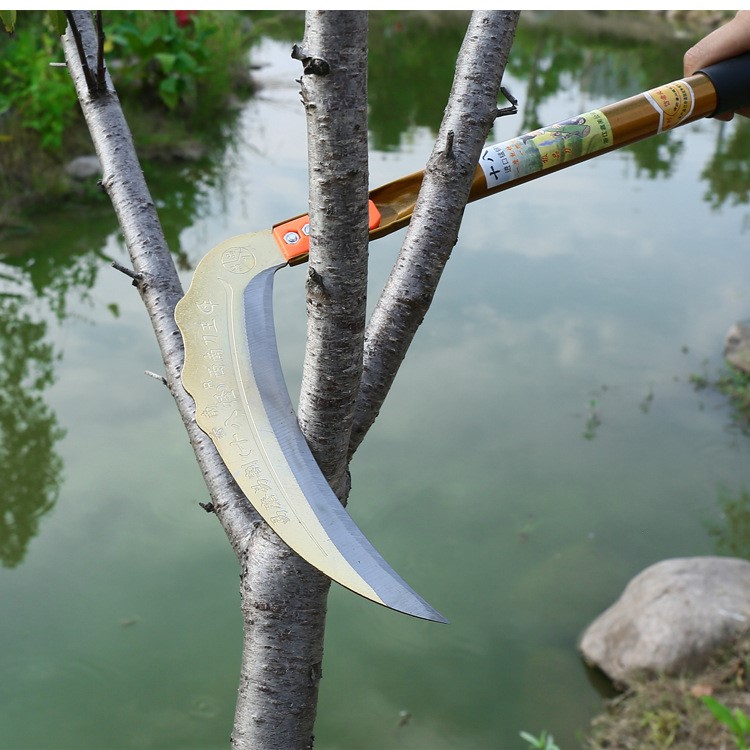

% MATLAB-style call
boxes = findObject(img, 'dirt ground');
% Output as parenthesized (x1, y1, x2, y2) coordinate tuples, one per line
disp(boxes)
(586, 634, 750, 749)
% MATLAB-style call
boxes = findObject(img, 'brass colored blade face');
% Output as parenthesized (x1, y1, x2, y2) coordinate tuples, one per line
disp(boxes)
(175, 230, 445, 622)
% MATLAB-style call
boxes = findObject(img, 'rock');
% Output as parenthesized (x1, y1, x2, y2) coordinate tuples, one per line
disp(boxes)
(171, 140, 207, 161)
(579, 557, 750, 686)
(64, 155, 101, 181)
(725, 321, 750, 374)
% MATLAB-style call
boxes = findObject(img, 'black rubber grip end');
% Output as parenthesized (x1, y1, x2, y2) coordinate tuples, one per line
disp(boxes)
(697, 52, 750, 115)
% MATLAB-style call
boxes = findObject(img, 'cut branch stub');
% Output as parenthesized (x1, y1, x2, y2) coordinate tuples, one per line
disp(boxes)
(291, 43, 331, 76)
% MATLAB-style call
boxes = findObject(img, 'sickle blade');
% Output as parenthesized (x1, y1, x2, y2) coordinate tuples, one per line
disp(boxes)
(175, 230, 445, 623)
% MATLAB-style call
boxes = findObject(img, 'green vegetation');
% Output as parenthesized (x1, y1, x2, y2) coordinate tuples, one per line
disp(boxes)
(0, 10, 17, 34)
(707, 487, 750, 560)
(0, 10, 265, 225)
(702, 697, 750, 750)
(716, 367, 750, 429)
(691, 364, 750, 434)
(520, 729, 561, 749)
(0, 16, 75, 150)
(107, 12, 215, 112)
(105, 11, 255, 120)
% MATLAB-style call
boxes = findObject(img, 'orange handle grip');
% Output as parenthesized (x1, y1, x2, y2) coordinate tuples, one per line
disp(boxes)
(272, 200, 382, 265)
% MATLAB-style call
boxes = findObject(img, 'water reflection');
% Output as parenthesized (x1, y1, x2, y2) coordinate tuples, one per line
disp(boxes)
(0, 292, 64, 567)
(701, 119, 750, 208)
(368, 12, 469, 151)
(0, 204, 124, 565)
(0, 148, 229, 564)
(366, 10, 740, 189)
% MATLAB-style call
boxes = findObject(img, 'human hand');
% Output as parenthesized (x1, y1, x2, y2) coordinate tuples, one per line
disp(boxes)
(684, 11, 750, 120)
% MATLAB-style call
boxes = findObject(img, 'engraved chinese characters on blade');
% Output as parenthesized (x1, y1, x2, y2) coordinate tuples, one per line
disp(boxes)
(190, 286, 291, 528)
(243, 463, 291, 525)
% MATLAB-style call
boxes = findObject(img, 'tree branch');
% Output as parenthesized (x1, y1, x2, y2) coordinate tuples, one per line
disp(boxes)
(348, 10, 520, 458)
(61, 11, 258, 556)
(297, 10, 370, 498)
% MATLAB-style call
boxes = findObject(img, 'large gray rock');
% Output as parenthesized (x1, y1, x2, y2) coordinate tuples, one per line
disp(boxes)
(579, 557, 750, 686)
(64, 155, 101, 181)
(725, 321, 750, 374)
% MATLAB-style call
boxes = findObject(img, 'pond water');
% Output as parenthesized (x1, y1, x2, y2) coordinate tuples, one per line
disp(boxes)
(3, 11, 750, 750)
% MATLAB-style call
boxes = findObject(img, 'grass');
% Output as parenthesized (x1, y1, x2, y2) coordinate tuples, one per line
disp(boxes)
(586, 634, 750, 750)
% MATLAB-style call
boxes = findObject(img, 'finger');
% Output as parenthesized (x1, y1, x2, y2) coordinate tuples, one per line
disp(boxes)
(684, 12, 750, 75)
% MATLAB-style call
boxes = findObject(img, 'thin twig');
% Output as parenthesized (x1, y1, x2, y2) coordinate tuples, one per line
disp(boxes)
(111, 260, 143, 285)
(496, 85, 518, 118)
(95, 11, 107, 94)
(144, 370, 169, 386)
(64, 11, 97, 95)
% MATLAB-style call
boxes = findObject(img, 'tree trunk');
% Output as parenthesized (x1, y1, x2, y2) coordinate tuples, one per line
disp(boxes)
(61, 12, 328, 750)
(62, 8, 519, 749)
(234, 15, 372, 749)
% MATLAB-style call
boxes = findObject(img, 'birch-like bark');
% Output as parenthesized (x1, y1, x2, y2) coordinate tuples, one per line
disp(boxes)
(348, 10, 520, 458)
(236, 13, 371, 745)
(297, 11, 370, 498)
(61, 12, 257, 555)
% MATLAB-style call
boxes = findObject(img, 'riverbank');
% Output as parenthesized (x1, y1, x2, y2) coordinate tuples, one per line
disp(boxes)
(586, 633, 750, 749)
(0, 10, 295, 230)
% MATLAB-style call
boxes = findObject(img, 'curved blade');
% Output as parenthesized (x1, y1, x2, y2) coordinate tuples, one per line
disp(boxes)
(175, 230, 446, 622)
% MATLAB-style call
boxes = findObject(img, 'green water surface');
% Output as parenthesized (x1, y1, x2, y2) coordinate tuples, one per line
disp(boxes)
(2, 12, 750, 750)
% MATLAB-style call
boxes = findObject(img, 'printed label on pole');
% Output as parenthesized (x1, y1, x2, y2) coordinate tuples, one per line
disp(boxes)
(479, 109, 613, 189)
(644, 80, 695, 133)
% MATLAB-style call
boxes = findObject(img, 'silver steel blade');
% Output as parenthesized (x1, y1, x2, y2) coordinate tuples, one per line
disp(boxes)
(175, 230, 446, 622)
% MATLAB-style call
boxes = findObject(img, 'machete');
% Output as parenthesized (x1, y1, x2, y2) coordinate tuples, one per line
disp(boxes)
(175, 54, 750, 622)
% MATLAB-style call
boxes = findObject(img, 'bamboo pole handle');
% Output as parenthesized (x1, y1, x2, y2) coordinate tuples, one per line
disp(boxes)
(275, 53, 750, 258)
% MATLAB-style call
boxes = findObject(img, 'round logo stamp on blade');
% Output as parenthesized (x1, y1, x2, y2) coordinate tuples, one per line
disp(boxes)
(221, 247, 256, 274)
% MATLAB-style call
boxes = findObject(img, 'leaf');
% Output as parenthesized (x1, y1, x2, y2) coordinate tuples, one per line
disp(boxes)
(48, 10, 67, 37)
(175, 49, 201, 72)
(733, 707, 750, 735)
(0, 10, 17, 34)
(158, 77, 180, 110)
(703, 695, 741, 733)
(155, 52, 177, 74)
